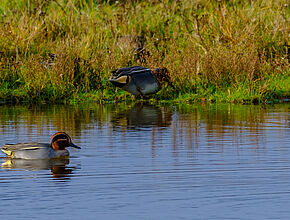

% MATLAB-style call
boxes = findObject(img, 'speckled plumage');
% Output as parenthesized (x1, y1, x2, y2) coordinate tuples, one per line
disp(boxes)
(109, 66, 173, 96)
(1, 132, 80, 159)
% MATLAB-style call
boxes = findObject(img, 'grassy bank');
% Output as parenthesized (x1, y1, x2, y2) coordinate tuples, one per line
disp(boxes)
(0, 0, 289, 104)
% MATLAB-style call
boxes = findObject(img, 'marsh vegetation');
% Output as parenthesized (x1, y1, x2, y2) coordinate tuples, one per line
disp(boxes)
(0, 0, 289, 103)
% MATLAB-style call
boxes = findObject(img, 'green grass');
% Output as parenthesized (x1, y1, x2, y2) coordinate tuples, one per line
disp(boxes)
(0, 0, 289, 104)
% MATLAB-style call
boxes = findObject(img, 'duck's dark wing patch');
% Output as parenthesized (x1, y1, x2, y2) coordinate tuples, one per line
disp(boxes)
(130, 70, 157, 90)
(111, 66, 151, 77)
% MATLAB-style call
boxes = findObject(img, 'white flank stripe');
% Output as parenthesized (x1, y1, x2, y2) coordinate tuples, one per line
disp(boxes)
(131, 68, 151, 74)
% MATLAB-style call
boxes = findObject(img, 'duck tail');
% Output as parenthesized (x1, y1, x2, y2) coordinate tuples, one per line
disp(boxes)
(1, 148, 13, 157)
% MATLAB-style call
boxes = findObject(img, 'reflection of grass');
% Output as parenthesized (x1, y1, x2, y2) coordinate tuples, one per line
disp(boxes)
(0, 1, 289, 103)
(0, 103, 288, 143)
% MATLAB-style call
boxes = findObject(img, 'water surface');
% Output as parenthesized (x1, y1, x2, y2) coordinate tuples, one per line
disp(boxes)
(0, 103, 289, 219)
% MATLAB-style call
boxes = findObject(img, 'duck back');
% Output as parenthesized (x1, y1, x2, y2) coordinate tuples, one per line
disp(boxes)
(1, 143, 68, 159)
(125, 70, 159, 95)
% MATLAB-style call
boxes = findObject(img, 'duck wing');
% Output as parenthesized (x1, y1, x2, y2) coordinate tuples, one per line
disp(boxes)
(2, 143, 50, 152)
(111, 66, 151, 77)
(110, 66, 159, 95)
(1, 143, 51, 158)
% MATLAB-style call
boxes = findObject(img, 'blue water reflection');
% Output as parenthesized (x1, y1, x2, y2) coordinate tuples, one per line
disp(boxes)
(0, 103, 289, 219)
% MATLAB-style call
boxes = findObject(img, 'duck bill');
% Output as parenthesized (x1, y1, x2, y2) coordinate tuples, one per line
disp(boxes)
(69, 142, 81, 149)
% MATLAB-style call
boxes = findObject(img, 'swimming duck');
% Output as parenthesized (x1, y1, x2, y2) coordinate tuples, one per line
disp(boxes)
(108, 66, 174, 96)
(1, 132, 80, 159)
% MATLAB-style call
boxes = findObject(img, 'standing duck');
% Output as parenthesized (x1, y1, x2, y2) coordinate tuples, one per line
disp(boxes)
(108, 66, 174, 96)
(1, 132, 80, 159)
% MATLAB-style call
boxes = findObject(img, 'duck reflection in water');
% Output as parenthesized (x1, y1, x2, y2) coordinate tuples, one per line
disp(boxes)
(111, 104, 172, 130)
(1, 158, 74, 179)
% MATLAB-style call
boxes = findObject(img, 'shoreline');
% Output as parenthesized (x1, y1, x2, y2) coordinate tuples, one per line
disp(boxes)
(0, 1, 289, 104)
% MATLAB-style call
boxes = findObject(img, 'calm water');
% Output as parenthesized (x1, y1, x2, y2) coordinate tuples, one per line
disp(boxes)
(0, 103, 289, 219)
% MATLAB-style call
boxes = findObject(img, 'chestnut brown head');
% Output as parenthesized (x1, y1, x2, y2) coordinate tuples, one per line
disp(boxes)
(50, 132, 80, 150)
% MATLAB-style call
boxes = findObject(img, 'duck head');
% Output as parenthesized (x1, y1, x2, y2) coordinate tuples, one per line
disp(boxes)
(152, 68, 175, 88)
(50, 132, 80, 150)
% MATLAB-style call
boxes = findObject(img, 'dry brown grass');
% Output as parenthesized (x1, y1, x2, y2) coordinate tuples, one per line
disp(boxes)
(0, 0, 288, 102)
